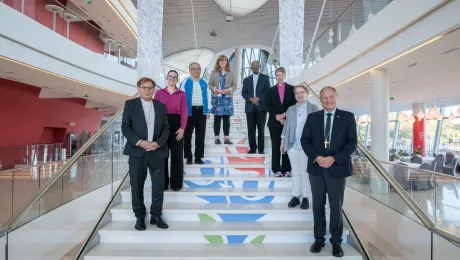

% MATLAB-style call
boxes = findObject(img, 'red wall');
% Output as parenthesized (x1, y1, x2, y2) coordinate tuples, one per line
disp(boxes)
(0, 78, 104, 147)
(4, 0, 104, 54)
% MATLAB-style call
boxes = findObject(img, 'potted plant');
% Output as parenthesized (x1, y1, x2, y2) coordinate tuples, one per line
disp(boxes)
(413, 146, 423, 157)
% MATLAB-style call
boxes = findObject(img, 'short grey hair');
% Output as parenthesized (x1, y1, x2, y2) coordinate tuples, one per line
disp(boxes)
(319, 86, 337, 96)
(293, 85, 309, 95)
(188, 62, 201, 69)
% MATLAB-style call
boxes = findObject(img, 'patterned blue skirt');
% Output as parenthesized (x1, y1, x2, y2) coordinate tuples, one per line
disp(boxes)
(211, 96, 234, 116)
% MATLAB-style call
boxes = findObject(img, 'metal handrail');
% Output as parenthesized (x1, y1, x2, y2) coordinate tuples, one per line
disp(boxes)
(342, 210, 372, 260)
(75, 170, 131, 259)
(381, 161, 460, 181)
(302, 0, 358, 53)
(0, 151, 124, 174)
(0, 93, 137, 234)
(303, 82, 460, 245)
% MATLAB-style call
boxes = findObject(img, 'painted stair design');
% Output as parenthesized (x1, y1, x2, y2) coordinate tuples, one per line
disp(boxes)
(84, 91, 362, 259)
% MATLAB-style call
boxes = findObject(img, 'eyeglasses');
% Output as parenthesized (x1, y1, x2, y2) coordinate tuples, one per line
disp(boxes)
(167, 75, 178, 79)
(295, 91, 307, 95)
(139, 86, 155, 91)
(190, 68, 201, 71)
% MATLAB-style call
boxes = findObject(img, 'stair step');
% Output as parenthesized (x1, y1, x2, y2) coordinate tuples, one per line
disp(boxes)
(85, 243, 362, 260)
(111, 202, 318, 222)
(98, 221, 348, 244)
(121, 187, 300, 203)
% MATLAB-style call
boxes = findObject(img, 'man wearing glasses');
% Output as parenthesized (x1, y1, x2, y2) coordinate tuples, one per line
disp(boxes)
(121, 77, 170, 231)
(180, 62, 211, 164)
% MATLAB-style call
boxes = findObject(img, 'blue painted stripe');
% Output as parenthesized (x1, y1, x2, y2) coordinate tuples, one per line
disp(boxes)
(218, 214, 266, 222)
(227, 235, 248, 244)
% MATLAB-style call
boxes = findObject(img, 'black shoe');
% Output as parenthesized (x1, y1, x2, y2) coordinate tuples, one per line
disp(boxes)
(300, 197, 309, 209)
(186, 158, 193, 164)
(215, 139, 221, 144)
(150, 217, 169, 229)
(135, 219, 146, 231)
(247, 150, 256, 154)
(172, 187, 182, 191)
(194, 159, 204, 164)
(288, 197, 300, 208)
(332, 244, 344, 258)
(310, 241, 325, 253)
(258, 151, 265, 154)
(224, 139, 233, 145)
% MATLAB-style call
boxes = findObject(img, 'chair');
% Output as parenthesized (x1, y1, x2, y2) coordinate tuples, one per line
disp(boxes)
(412, 163, 433, 191)
(432, 156, 445, 173)
(445, 152, 455, 166)
(443, 157, 460, 176)
(393, 163, 410, 190)
(410, 156, 422, 164)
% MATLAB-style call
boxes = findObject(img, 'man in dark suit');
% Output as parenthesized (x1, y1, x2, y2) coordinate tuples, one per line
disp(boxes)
(266, 67, 296, 177)
(301, 86, 357, 258)
(121, 77, 170, 231)
(241, 60, 270, 154)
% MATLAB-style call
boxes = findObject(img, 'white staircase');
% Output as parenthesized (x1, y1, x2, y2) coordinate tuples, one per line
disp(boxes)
(84, 90, 362, 259)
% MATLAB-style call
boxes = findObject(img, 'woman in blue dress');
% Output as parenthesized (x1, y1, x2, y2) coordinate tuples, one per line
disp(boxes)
(208, 55, 237, 144)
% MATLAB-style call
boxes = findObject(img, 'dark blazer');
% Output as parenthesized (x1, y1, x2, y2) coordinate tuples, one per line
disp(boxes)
(301, 108, 357, 179)
(121, 97, 170, 158)
(266, 83, 296, 128)
(241, 73, 270, 112)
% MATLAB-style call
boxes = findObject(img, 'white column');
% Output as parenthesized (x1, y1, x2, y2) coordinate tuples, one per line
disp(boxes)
(234, 47, 241, 87)
(370, 68, 389, 194)
(137, 0, 165, 87)
(279, 0, 304, 78)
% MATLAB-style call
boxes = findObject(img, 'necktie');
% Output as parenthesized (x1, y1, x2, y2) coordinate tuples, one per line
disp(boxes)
(325, 113, 332, 151)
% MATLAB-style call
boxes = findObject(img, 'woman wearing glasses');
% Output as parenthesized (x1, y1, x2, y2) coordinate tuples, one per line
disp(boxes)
(280, 85, 319, 209)
(154, 70, 188, 191)
(208, 55, 237, 145)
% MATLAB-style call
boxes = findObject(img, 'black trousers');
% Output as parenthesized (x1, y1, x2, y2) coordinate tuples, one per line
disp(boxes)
(128, 152, 164, 220)
(269, 126, 291, 173)
(309, 170, 346, 245)
(246, 109, 267, 152)
(214, 115, 230, 136)
(165, 114, 184, 190)
(184, 106, 206, 160)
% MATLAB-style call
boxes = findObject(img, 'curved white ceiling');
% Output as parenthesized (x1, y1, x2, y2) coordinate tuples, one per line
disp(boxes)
(214, 0, 268, 17)
(163, 48, 215, 80)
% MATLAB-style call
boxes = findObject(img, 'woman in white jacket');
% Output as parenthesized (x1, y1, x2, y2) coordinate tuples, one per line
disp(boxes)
(280, 85, 319, 209)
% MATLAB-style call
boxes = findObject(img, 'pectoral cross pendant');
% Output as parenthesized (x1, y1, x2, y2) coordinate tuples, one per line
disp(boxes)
(324, 138, 329, 149)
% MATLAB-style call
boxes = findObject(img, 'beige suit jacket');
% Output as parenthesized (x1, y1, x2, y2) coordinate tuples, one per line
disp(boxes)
(208, 70, 237, 98)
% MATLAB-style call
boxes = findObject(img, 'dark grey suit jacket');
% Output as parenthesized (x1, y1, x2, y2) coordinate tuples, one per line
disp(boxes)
(301, 109, 357, 179)
(121, 97, 170, 158)
(241, 73, 270, 112)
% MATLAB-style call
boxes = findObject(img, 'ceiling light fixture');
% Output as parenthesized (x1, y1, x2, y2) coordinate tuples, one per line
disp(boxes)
(104, 0, 137, 39)
(449, 111, 456, 122)
(0, 56, 131, 96)
(408, 114, 416, 124)
(333, 35, 443, 88)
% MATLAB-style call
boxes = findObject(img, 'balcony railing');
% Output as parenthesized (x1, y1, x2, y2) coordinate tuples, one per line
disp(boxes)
(303, 0, 391, 69)
(1, 0, 138, 70)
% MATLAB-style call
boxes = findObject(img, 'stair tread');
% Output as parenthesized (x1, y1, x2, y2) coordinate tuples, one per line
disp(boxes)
(183, 174, 288, 181)
(122, 187, 293, 195)
(100, 221, 319, 233)
(184, 162, 270, 167)
(201, 153, 268, 157)
(86, 243, 362, 259)
(112, 202, 314, 213)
